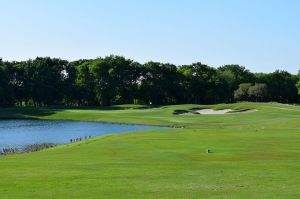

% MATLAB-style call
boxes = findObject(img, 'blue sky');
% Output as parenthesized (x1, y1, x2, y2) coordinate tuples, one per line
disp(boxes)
(0, 0, 299, 73)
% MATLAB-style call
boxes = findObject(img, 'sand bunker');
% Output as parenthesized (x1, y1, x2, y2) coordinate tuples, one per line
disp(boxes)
(175, 109, 257, 115)
(196, 109, 233, 114)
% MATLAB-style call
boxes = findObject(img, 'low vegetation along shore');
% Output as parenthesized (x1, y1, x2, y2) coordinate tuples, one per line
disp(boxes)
(0, 102, 300, 198)
(0, 143, 56, 155)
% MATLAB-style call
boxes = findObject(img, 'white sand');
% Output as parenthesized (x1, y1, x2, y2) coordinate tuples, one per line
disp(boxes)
(179, 109, 257, 115)
(195, 109, 233, 114)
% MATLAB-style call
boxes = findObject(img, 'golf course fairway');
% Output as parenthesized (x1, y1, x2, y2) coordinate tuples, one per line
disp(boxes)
(0, 102, 299, 198)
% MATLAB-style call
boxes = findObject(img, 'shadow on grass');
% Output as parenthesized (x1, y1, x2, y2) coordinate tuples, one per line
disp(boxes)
(60, 104, 161, 110)
(0, 105, 163, 119)
(0, 107, 63, 119)
(38, 104, 162, 110)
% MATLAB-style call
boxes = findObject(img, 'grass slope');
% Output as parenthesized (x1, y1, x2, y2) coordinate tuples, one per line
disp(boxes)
(0, 102, 299, 198)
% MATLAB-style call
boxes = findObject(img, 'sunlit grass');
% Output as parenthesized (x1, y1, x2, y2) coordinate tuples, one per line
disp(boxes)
(0, 102, 299, 198)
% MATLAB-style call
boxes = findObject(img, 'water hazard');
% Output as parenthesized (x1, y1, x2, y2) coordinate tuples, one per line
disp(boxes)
(0, 120, 166, 150)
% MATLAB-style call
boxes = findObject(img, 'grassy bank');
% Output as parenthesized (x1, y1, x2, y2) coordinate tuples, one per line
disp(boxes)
(0, 102, 300, 198)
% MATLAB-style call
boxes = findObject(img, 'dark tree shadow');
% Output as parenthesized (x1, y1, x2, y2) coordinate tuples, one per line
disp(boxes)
(0, 105, 163, 119)
(0, 107, 62, 119)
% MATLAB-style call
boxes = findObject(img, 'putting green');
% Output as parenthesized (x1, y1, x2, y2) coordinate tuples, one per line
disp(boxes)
(0, 102, 299, 198)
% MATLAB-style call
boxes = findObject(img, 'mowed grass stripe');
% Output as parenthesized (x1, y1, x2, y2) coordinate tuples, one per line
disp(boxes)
(0, 102, 299, 198)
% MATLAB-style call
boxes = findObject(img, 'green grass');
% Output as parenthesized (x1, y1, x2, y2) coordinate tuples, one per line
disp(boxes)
(0, 102, 300, 198)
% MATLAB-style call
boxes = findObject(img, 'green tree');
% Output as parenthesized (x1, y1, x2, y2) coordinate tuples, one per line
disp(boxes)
(0, 56, 298, 107)
(0, 59, 14, 106)
(258, 70, 298, 103)
(91, 55, 140, 105)
(234, 83, 252, 101)
(140, 62, 182, 104)
(28, 57, 70, 106)
(217, 65, 255, 102)
(296, 71, 300, 96)
(179, 63, 217, 104)
(248, 83, 268, 102)
(72, 60, 97, 106)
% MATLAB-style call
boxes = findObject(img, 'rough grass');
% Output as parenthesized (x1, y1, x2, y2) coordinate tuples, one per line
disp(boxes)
(0, 102, 300, 198)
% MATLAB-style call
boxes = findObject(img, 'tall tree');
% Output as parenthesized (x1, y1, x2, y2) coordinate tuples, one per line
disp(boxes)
(258, 70, 298, 103)
(248, 83, 268, 102)
(29, 57, 70, 106)
(140, 62, 182, 104)
(91, 55, 140, 105)
(234, 83, 252, 101)
(179, 63, 217, 104)
(0, 56, 299, 106)
(296, 71, 300, 96)
(0, 59, 14, 106)
(217, 65, 255, 102)
(72, 60, 97, 106)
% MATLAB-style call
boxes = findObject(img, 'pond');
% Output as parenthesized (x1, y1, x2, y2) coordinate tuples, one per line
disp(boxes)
(0, 120, 167, 150)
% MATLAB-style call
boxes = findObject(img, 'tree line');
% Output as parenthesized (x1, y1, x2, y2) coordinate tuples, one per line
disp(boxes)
(0, 55, 299, 107)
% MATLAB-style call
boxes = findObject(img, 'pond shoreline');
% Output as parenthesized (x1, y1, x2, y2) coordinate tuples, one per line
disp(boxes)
(0, 119, 169, 152)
